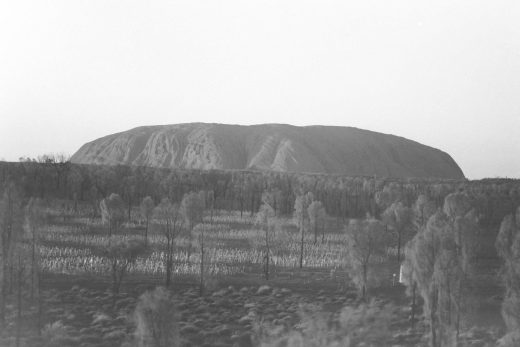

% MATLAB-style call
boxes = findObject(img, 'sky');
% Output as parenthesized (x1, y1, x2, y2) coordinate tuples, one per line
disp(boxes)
(1, 1, 519, 179)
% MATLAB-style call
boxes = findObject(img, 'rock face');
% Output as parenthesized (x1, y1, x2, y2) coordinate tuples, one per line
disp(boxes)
(71, 123, 464, 179)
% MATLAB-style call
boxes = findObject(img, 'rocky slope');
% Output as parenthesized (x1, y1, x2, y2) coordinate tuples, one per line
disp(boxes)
(71, 123, 464, 179)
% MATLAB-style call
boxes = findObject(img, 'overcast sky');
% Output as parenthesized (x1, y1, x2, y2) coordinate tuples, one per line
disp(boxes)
(1, 1, 519, 179)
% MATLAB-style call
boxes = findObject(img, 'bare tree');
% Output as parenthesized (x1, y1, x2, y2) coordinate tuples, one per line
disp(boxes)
(101, 239, 147, 303)
(24, 198, 46, 334)
(255, 202, 276, 280)
(67, 166, 84, 213)
(100, 193, 125, 237)
(207, 190, 215, 222)
(12, 241, 29, 347)
(36, 153, 70, 191)
(406, 211, 444, 347)
(180, 191, 205, 263)
(443, 192, 477, 342)
(401, 241, 418, 330)
(191, 223, 216, 296)
(193, 191, 208, 295)
(140, 196, 155, 247)
(400, 195, 437, 331)
(496, 206, 520, 346)
(261, 190, 282, 217)
(308, 200, 326, 244)
(294, 192, 313, 268)
(0, 182, 23, 329)
(152, 198, 184, 287)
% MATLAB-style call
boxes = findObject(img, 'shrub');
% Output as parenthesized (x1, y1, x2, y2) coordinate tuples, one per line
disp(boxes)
(41, 321, 70, 347)
(258, 300, 394, 347)
(134, 287, 179, 347)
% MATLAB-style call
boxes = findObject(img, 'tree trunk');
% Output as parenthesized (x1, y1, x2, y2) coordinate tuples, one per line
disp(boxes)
(411, 283, 417, 330)
(165, 248, 172, 288)
(9, 263, 14, 294)
(299, 222, 304, 269)
(16, 258, 23, 347)
(456, 307, 461, 345)
(37, 271, 42, 336)
(111, 261, 118, 307)
(114, 266, 127, 308)
(250, 192, 255, 217)
(166, 260, 171, 287)
(144, 218, 149, 247)
(455, 281, 463, 343)
(265, 228, 270, 280)
(73, 195, 78, 213)
(430, 290, 439, 347)
(0, 259, 7, 328)
(240, 195, 243, 218)
(446, 277, 451, 326)
(362, 263, 368, 300)
(397, 230, 402, 264)
(31, 241, 35, 300)
(187, 222, 193, 263)
(265, 251, 269, 281)
(199, 233, 204, 296)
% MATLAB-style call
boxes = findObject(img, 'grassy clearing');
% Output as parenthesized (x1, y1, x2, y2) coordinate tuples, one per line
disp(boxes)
(38, 208, 354, 280)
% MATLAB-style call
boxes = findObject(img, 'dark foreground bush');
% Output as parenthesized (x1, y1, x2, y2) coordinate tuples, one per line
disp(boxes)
(256, 300, 395, 347)
(133, 286, 179, 347)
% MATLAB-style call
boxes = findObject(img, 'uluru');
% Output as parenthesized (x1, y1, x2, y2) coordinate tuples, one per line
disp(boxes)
(71, 123, 464, 179)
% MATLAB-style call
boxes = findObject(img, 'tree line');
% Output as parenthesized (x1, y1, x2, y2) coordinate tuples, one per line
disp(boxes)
(1, 158, 519, 225)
